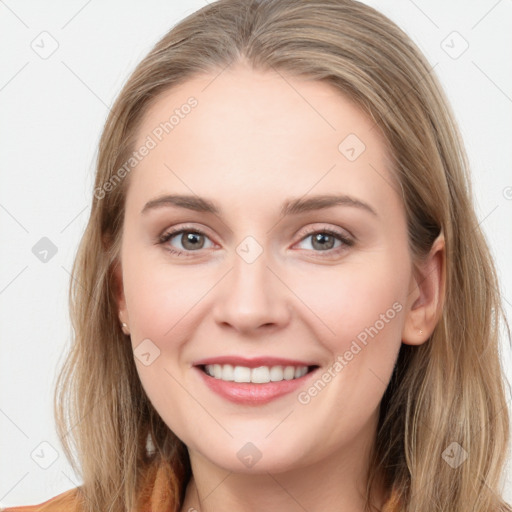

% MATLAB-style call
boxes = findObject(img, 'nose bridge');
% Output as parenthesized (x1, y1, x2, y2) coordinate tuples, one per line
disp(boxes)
(212, 236, 290, 332)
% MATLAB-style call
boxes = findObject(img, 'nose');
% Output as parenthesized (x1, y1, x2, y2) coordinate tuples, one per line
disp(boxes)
(212, 247, 291, 335)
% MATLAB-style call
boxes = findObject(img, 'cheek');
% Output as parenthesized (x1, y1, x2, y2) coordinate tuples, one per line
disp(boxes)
(289, 267, 405, 424)
(291, 257, 407, 348)
(122, 244, 217, 341)
(121, 255, 209, 434)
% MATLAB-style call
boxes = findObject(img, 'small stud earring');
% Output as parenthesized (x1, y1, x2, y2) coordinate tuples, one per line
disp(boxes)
(121, 322, 130, 334)
(419, 329, 423, 335)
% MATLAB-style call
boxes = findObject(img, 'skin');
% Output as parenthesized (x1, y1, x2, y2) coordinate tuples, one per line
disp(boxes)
(115, 59, 445, 511)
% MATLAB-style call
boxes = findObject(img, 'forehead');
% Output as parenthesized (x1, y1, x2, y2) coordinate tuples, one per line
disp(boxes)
(127, 62, 399, 218)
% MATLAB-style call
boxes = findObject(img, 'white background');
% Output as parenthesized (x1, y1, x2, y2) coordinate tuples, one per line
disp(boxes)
(1, 0, 511, 506)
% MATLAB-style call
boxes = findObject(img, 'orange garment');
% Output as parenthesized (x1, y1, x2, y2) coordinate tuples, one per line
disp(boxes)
(1, 459, 402, 511)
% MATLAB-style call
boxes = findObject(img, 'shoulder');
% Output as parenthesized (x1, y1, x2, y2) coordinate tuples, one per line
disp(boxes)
(0, 487, 83, 512)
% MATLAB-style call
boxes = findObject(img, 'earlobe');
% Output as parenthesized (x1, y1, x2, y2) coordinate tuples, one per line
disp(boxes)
(402, 232, 445, 346)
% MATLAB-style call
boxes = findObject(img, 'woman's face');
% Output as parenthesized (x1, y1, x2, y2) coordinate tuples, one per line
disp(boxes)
(116, 61, 434, 475)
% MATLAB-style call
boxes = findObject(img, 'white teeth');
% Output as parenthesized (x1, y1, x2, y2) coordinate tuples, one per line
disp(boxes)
(251, 366, 271, 383)
(233, 366, 251, 382)
(213, 364, 222, 379)
(269, 366, 284, 381)
(221, 364, 234, 381)
(294, 366, 308, 378)
(283, 366, 295, 380)
(203, 364, 310, 383)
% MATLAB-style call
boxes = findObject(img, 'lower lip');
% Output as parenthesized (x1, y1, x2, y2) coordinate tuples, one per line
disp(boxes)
(194, 366, 318, 405)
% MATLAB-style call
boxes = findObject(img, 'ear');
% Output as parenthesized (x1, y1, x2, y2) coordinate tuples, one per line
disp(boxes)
(112, 259, 130, 331)
(402, 232, 445, 346)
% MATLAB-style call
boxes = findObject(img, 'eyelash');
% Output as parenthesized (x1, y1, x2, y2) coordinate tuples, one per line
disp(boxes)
(157, 224, 354, 258)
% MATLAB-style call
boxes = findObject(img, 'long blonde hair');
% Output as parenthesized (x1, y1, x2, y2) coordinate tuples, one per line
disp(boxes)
(55, 0, 512, 510)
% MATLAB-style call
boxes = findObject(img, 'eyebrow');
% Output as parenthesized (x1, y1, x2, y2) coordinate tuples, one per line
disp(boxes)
(141, 193, 378, 217)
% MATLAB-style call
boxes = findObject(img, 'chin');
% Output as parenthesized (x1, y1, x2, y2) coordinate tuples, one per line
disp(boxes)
(192, 436, 311, 475)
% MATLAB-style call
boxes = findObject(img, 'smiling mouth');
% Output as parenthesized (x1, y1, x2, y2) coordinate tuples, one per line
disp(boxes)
(198, 364, 319, 384)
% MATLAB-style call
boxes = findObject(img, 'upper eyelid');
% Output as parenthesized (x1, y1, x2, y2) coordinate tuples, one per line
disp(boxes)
(295, 224, 353, 241)
(160, 224, 216, 243)
(160, 223, 350, 237)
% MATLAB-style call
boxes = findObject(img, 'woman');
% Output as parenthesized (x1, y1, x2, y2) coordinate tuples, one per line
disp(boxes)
(4, 0, 510, 510)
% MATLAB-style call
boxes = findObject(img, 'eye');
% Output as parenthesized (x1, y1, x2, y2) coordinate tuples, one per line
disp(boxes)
(157, 224, 354, 258)
(158, 226, 214, 257)
(294, 227, 354, 256)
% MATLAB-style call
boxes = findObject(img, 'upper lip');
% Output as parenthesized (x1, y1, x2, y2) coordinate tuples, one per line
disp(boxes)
(193, 356, 318, 368)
